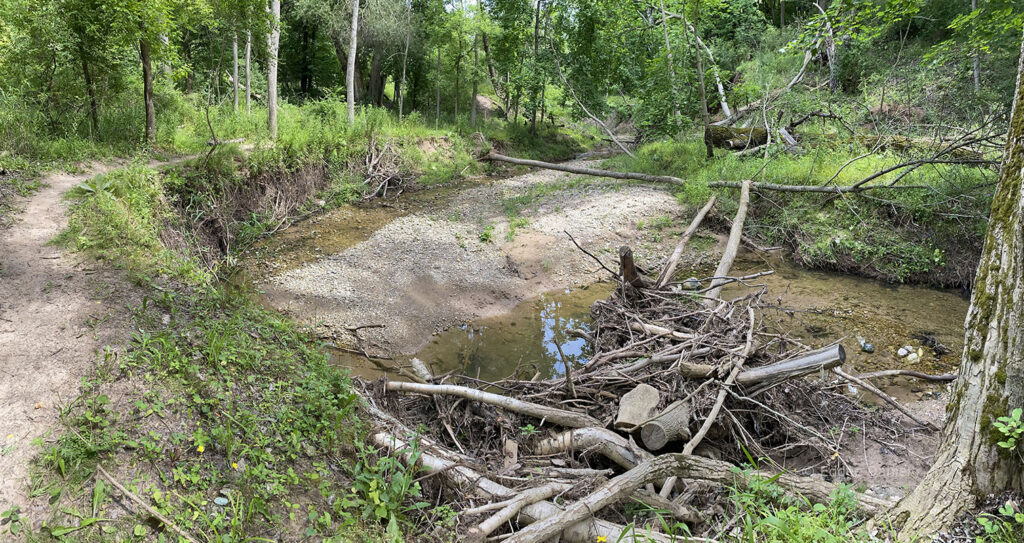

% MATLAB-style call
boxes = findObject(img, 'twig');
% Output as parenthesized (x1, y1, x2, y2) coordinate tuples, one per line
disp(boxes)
(833, 367, 939, 431)
(96, 465, 200, 543)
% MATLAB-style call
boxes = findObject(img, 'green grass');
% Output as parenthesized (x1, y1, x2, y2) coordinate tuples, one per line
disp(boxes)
(730, 472, 872, 543)
(606, 137, 993, 286)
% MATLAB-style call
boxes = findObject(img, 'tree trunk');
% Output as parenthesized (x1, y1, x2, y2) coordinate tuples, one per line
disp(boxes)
(435, 46, 441, 128)
(971, 0, 980, 93)
(530, 0, 542, 136)
(140, 39, 155, 144)
(369, 46, 383, 106)
(659, 0, 681, 127)
(77, 41, 99, 136)
(183, 31, 193, 93)
(233, 34, 239, 111)
(688, 14, 712, 158)
(268, 0, 280, 138)
(885, 29, 1024, 539)
(780, 0, 785, 27)
(471, 31, 478, 128)
(399, 34, 409, 121)
(481, 32, 506, 115)
(455, 40, 461, 122)
(346, 0, 360, 123)
(245, 31, 251, 114)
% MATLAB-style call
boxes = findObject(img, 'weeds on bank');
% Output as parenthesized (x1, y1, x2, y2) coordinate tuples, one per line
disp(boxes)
(607, 138, 992, 285)
(4, 287, 430, 541)
(730, 471, 871, 543)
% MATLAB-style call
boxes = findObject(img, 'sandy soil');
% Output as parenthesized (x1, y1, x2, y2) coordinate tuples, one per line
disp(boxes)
(0, 159, 184, 513)
(262, 160, 692, 355)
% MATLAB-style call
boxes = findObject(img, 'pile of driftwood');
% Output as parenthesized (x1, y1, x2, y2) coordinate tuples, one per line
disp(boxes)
(362, 138, 409, 199)
(361, 181, 932, 542)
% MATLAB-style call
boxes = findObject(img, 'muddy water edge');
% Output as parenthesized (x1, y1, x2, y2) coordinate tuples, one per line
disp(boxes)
(241, 176, 970, 402)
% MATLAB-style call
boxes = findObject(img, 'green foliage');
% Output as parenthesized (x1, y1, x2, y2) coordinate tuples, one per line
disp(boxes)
(976, 502, 1024, 543)
(993, 407, 1024, 451)
(607, 137, 992, 286)
(57, 163, 210, 283)
(731, 473, 870, 543)
(341, 439, 428, 541)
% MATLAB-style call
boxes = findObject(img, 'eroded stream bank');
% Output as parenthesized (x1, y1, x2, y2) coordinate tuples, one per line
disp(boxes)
(245, 160, 968, 393)
(243, 160, 971, 500)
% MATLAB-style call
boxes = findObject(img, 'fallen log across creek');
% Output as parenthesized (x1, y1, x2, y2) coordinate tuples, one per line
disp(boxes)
(361, 197, 931, 541)
(483, 151, 943, 193)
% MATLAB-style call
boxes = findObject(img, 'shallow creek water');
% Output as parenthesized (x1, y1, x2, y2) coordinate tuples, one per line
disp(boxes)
(330, 250, 969, 397)
(244, 173, 970, 395)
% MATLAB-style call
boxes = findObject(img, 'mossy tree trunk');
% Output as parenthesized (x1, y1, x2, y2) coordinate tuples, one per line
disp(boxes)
(886, 29, 1024, 539)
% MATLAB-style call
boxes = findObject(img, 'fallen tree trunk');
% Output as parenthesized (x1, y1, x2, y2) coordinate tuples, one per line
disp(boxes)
(386, 381, 602, 428)
(704, 180, 750, 306)
(740, 344, 845, 394)
(483, 152, 684, 186)
(485, 152, 935, 194)
(641, 400, 692, 450)
(372, 429, 681, 543)
(655, 196, 716, 288)
(505, 454, 718, 543)
(531, 428, 892, 516)
(709, 126, 768, 149)
(466, 482, 571, 543)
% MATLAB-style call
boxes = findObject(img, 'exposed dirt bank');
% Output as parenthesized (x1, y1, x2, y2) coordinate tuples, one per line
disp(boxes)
(254, 160, 699, 356)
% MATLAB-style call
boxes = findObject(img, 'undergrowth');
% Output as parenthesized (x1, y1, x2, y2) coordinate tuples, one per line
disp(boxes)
(606, 138, 993, 287)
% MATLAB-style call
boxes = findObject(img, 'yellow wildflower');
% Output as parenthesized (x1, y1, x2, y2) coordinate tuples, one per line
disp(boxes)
(197, 445, 205, 453)
(596, 537, 607, 543)
(232, 462, 238, 470)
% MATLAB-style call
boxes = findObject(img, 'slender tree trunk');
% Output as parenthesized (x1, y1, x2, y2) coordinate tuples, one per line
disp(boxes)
(481, 32, 505, 114)
(183, 32, 193, 93)
(435, 46, 441, 128)
(471, 32, 479, 127)
(399, 34, 409, 121)
(659, 0, 681, 128)
(346, 0, 360, 123)
(140, 39, 156, 144)
(971, 0, 980, 93)
(268, 0, 280, 138)
(77, 41, 99, 136)
(455, 44, 461, 122)
(245, 31, 251, 114)
(530, 0, 542, 135)
(687, 14, 712, 158)
(780, 0, 785, 27)
(884, 29, 1024, 539)
(233, 34, 239, 111)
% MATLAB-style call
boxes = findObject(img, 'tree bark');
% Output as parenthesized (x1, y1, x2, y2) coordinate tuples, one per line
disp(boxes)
(77, 41, 99, 136)
(245, 31, 251, 114)
(386, 381, 602, 428)
(471, 31, 479, 128)
(369, 45, 384, 106)
(268, 0, 280, 138)
(703, 180, 750, 305)
(688, 13, 713, 158)
(399, 34, 409, 120)
(530, 0, 542, 136)
(346, 0, 360, 123)
(972, 0, 980, 93)
(140, 39, 156, 144)
(659, 0, 682, 126)
(232, 34, 239, 111)
(884, 28, 1024, 539)
(435, 47, 441, 128)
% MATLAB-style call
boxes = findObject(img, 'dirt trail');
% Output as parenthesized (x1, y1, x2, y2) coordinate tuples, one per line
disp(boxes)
(0, 158, 184, 512)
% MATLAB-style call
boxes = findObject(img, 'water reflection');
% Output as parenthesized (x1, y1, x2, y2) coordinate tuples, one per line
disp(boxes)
(414, 284, 614, 382)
